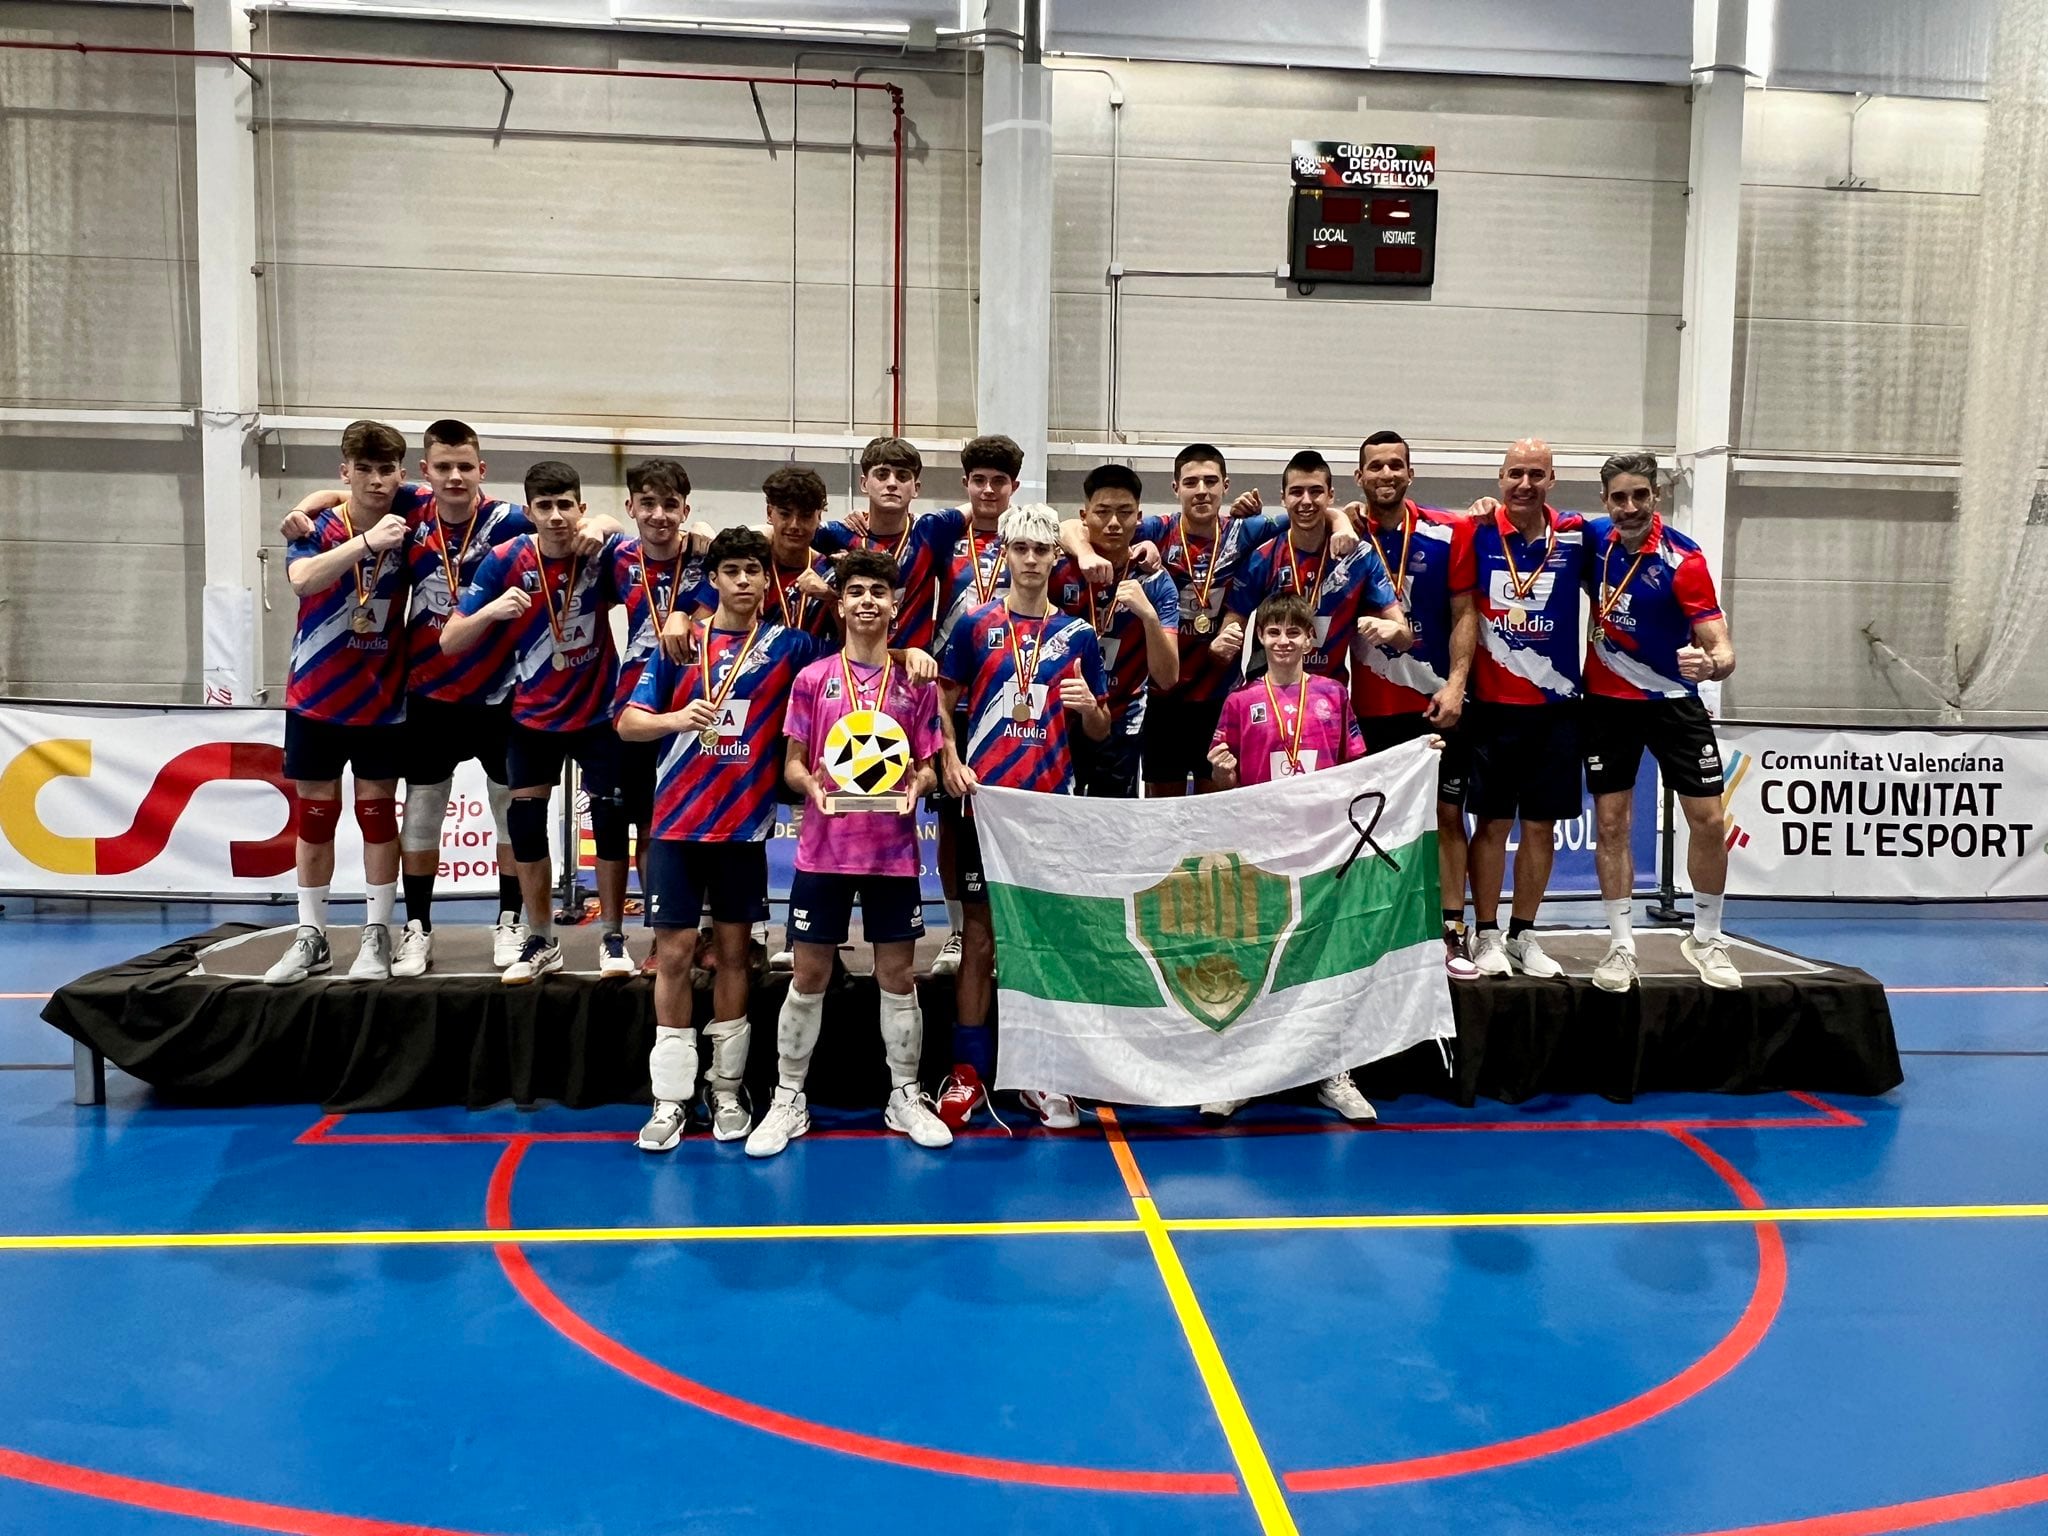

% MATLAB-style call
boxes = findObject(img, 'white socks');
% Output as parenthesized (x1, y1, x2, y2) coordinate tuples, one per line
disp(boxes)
(877, 987, 923, 1088)
(365, 880, 396, 930)
(776, 987, 826, 1090)
(650, 1025, 699, 1103)
(297, 884, 329, 931)
(1694, 890, 1725, 943)
(1604, 897, 1634, 952)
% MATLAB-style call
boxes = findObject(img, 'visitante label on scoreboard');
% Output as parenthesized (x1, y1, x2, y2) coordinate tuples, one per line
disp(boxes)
(1291, 141, 1437, 189)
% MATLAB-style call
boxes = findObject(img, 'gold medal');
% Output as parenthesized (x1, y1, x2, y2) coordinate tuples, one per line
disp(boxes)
(698, 726, 721, 749)
(1011, 696, 1031, 723)
(1499, 507, 1558, 604)
(1175, 514, 1226, 636)
(1003, 605, 1046, 726)
(338, 500, 393, 634)
(350, 604, 376, 635)
(1191, 611, 1213, 636)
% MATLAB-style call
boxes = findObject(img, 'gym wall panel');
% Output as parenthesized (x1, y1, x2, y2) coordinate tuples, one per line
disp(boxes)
(1733, 317, 1969, 459)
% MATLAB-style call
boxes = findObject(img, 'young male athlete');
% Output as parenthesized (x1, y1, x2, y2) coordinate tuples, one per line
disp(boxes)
(1579, 452, 1741, 992)
(758, 467, 841, 647)
(745, 550, 954, 1157)
(812, 436, 952, 656)
(620, 527, 824, 1150)
(1464, 437, 1591, 979)
(611, 458, 707, 942)
(1049, 464, 1180, 798)
(265, 419, 413, 984)
(937, 503, 1111, 1130)
(279, 421, 620, 975)
(1222, 449, 1412, 685)
(1205, 592, 1377, 1121)
(1344, 429, 1483, 979)
(441, 462, 633, 982)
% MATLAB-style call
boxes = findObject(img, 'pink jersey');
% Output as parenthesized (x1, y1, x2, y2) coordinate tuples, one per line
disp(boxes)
(1212, 675, 1364, 786)
(787, 654, 942, 877)
(284, 504, 412, 726)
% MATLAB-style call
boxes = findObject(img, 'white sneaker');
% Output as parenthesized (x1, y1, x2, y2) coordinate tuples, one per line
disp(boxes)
(1505, 931, 1562, 979)
(930, 933, 963, 976)
(1019, 1089, 1080, 1129)
(1592, 942, 1639, 993)
(637, 1100, 685, 1153)
(1200, 1099, 1248, 1119)
(1683, 933, 1744, 990)
(598, 930, 634, 977)
(710, 1088, 752, 1142)
(492, 910, 529, 968)
(390, 920, 432, 978)
(1443, 925, 1481, 980)
(1471, 928, 1512, 976)
(262, 926, 331, 985)
(1316, 1070, 1378, 1122)
(745, 1087, 809, 1158)
(502, 933, 563, 985)
(348, 923, 393, 980)
(885, 1082, 954, 1147)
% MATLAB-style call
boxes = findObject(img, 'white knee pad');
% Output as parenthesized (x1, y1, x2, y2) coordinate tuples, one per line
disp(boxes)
(400, 778, 452, 855)
(703, 1015, 751, 1094)
(486, 777, 515, 847)
(776, 988, 825, 1088)
(878, 987, 923, 1087)
(649, 1025, 699, 1103)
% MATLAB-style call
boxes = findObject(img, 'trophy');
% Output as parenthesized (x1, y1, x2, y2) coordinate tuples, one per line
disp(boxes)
(819, 707, 916, 814)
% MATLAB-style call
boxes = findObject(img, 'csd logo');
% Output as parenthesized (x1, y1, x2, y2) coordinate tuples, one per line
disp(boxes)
(0, 740, 297, 877)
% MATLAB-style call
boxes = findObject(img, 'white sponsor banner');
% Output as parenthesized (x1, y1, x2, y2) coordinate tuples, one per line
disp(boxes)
(1718, 723, 2048, 899)
(0, 703, 513, 899)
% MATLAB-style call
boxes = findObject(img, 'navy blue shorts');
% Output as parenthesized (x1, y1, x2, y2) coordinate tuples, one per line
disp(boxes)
(284, 712, 406, 785)
(1465, 701, 1582, 824)
(1072, 712, 1144, 799)
(787, 869, 926, 947)
(646, 839, 768, 930)
(505, 721, 623, 798)
(1360, 710, 1472, 806)
(403, 693, 510, 785)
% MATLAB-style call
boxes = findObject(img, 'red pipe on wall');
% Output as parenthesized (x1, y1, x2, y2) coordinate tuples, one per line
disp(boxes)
(0, 37, 910, 436)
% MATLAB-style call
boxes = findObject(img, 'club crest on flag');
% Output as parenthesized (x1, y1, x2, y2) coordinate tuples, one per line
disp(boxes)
(1131, 852, 1294, 1032)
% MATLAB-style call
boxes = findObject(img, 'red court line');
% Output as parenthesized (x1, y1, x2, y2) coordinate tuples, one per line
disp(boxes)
(1782, 1091, 1863, 1128)
(0, 1446, 492, 1536)
(1285, 1128, 1787, 1494)
(1677, 1470, 2048, 1536)
(1095, 1106, 1153, 1199)
(486, 1137, 1239, 1497)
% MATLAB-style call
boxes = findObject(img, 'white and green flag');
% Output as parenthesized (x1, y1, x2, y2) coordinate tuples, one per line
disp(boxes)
(976, 739, 1454, 1105)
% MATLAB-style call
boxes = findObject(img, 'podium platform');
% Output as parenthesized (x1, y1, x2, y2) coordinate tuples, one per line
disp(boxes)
(44, 923, 1902, 1112)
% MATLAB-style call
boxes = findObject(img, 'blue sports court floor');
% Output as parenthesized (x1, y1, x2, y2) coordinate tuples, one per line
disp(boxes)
(0, 898, 2044, 1536)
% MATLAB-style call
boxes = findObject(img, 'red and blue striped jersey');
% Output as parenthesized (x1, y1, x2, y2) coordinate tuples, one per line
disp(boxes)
(1225, 530, 1399, 683)
(1471, 504, 1589, 705)
(760, 552, 841, 650)
(940, 601, 1108, 794)
(609, 539, 707, 716)
(1580, 514, 1723, 700)
(458, 534, 624, 732)
(285, 503, 413, 727)
(631, 624, 824, 843)
(814, 513, 956, 654)
(403, 493, 533, 706)
(1134, 511, 1286, 702)
(1049, 559, 1181, 725)
(1351, 502, 1477, 719)
(929, 508, 1013, 654)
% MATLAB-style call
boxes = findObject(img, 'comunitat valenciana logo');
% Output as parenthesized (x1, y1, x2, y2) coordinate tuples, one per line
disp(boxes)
(0, 739, 297, 877)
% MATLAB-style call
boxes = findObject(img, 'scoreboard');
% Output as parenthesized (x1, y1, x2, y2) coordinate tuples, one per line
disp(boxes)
(1288, 141, 1439, 289)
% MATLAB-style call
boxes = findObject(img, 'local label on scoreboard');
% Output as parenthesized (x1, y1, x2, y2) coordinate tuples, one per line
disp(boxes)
(1288, 140, 1439, 288)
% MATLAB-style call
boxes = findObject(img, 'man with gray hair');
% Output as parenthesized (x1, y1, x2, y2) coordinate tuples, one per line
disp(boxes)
(1579, 451, 1741, 991)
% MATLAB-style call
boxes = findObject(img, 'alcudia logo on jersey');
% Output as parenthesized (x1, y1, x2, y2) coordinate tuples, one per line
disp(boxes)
(0, 739, 297, 877)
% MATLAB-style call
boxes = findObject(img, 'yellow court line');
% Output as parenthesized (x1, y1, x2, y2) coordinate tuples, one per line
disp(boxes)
(1100, 1110, 1298, 1536)
(0, 1218, 1141, 1253)
(2, 1203, 2045, 1254)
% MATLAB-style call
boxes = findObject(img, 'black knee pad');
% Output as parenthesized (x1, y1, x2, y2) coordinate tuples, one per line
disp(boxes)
(586, 791, 629, 862)
(507, 797, 552, 864)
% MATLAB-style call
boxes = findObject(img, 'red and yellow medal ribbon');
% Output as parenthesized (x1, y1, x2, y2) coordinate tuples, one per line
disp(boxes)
(637, 550, 680, 633)
(1264, 674, 1309, 776)
(698, 618, 761, 719)
(969, 530, 1007, 604)
(770, 561, 816, 631)
(1598, 530, 1653, 621)
(1281, 535, 1326, 604)
(1499, 509, 1556, 603)
(435, 505, 480, 601)
(336, 500, 391, 618)
(537, 546, 581, 650)
(1003, 608, 1045, 719)
(1365, 503, 1414, 603)
(838, 647, 893, 713)
(1174, 515, 1226, 620)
